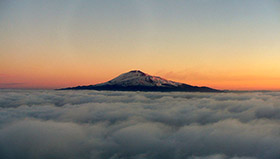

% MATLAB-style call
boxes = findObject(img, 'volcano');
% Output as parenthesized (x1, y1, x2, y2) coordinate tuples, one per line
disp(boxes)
(62, 70, 221, 92)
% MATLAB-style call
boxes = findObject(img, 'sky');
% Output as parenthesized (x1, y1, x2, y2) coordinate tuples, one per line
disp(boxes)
(1, 0, 280, 90)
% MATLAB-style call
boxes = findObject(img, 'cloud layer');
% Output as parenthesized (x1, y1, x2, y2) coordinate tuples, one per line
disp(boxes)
(0, 90, 280, 159)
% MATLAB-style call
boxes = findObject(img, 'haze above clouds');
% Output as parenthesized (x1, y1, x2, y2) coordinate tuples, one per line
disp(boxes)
(1, 90, 280, 159)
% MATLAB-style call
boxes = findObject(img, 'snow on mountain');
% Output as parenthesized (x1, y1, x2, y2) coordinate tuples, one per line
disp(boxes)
(97, 70, 183, 87)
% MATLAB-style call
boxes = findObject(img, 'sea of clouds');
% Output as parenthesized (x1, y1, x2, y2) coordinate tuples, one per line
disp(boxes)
(0, 89, 280, 159)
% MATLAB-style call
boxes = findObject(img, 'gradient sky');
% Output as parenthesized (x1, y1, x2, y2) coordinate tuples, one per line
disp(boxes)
(1, 0, 280, 90)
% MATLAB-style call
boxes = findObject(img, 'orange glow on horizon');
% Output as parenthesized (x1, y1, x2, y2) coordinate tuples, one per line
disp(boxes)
(1, 68, 280, 91)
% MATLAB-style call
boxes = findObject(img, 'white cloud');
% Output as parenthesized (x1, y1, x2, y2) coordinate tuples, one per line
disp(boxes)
(0, 90, 280, 159)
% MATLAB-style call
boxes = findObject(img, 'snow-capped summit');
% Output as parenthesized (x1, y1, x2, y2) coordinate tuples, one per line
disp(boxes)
(62, 70, 220, 92)
(98, 70, 182, 87)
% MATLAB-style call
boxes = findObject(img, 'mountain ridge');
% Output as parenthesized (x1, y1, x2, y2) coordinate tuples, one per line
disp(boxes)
(61, 70, 221, 92)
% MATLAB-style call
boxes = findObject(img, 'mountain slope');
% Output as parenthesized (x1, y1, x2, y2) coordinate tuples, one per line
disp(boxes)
(62, 70, 221, 92)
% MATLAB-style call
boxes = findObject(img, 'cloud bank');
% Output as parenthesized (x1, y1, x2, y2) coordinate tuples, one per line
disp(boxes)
(0, 90, 280, 159)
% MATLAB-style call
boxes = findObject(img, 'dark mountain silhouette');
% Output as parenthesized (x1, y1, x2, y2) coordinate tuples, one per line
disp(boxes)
(61, 70, 221, 92)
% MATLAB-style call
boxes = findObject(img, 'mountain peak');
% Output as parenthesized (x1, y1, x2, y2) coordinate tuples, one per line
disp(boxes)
(127, 70, 147, 76)
(129, 70, 144, 73)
